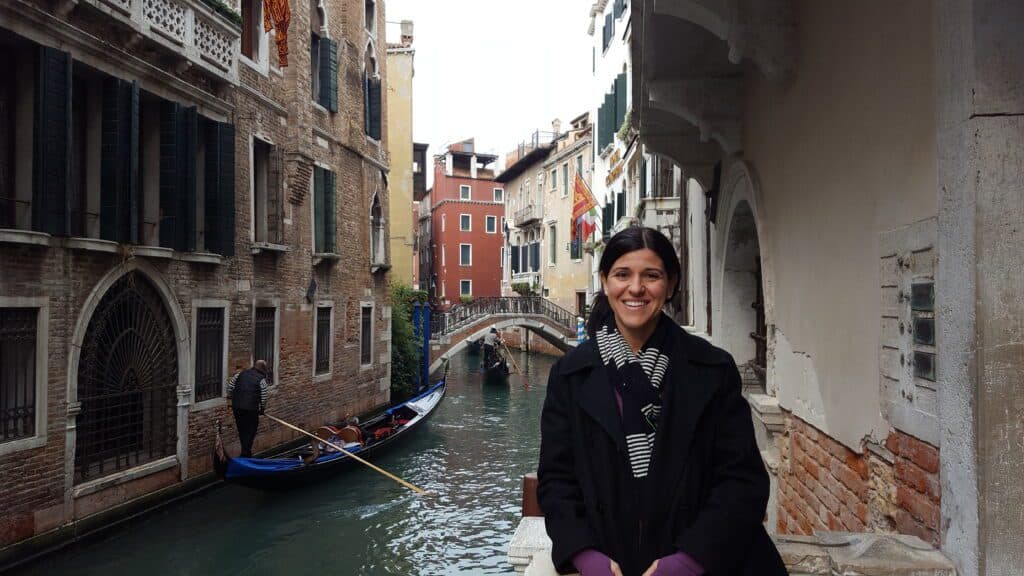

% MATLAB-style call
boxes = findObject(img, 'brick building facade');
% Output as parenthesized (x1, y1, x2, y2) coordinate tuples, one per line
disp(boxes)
(427, 140, 505, 308)
(0, 0, 393, 560)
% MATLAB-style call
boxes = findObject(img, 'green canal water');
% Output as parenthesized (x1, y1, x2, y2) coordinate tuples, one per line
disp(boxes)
(13, 350, 559, 576)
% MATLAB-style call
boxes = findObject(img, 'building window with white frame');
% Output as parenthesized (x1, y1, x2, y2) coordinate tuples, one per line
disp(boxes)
(315, 304, 332, 375)
(253, 305, 278, 385)
(441, 213, 446, 232)
(460, 243, 472, 266)
(0, 307, 44, 449)
(562, 163, 569, 197)
(460, 280, 472, 296)
(460, 185, 471, 200)
(360, 305, 373, 366)
(194, 307, 226, 403)
(549, 224, 557, 264)
(550, 169, 557, 191)
(253, 138, 283, 244)
(493, 187, 504, 202)
(485, 215, 496, 234)
(241, 0, 264, 64)
(460, 213, 471, 232)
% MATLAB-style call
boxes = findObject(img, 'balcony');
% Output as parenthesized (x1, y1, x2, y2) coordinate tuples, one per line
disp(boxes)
(513, 204, 543, 227)
(83, 0, 241, 85)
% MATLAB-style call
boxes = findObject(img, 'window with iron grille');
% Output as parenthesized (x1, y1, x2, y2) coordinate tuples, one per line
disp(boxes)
(74, 271, 177, 483)
(360, 305, 372, 365)
(315, 306, 331, 375)
(254, 307, 276, 383)
(194, 308, 224, 403)
(1, 308, 37, 443)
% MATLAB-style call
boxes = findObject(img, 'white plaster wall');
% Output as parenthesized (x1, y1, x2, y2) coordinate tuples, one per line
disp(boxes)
(740, 0, 937, 449)
(685, 179, 708, 334)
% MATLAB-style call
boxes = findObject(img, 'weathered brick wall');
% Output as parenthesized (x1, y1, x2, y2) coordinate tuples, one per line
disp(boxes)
(0, 0, 393, 553)
(777, 413, 940, 547)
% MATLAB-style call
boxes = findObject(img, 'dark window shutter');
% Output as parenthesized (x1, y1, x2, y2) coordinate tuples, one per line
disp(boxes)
(604, 92, 615, 148)
(100, 78, 138, 243)
(369, 77, 382, 140)
(531, 242, 540, 272)
(204, 120, 235, 256)
(615, 0, 624, 18)
(363, 73, 370, 134)
(510, 245, 520, 274)
(313, 167, 325, 253)
(159, 100, 180, 249)
(617, 190, 625, 220)
(33, 46, 71, 236)
(603, 201, 613, 239)
(320, 38, 338, 112)
(325, 169, 336, 253)
(615, 73, 627, 130)
(604, 12, 613, 51)
(267, 145, 282, 243)
(179, 107, 197, 251)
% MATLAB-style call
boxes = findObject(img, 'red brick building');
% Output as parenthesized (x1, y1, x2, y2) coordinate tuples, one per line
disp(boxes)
(427, 140, 505, 308)
(0, 0, 392, 562)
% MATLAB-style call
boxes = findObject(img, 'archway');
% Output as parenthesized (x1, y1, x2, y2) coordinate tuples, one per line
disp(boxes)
(73, 270, 179, 483)
(718, 200, 764, 390)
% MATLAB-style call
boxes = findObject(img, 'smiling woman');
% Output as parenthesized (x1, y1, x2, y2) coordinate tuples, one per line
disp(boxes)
(538, 226, 786, 575)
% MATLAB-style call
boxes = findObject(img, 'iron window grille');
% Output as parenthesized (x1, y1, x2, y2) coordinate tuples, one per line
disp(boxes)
(75, 272, 178, 483)
(1, 308, 37, 443)
(315, 307, 331, 374)
(360, 306, 372, 365)
(254, 307, 276, 382)
(194, 308, 225, 402)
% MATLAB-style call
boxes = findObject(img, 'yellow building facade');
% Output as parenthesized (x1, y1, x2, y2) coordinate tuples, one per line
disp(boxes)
(385, 22, 416, 285)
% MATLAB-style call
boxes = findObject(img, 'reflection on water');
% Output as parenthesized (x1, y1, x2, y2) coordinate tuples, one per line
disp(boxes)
(12, 350, 559, 576)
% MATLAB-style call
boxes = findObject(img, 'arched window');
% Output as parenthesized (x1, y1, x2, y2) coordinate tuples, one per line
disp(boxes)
(370, 193, 384, 265)
(363, 43, 381, 139)
(310, 0, 337, 111)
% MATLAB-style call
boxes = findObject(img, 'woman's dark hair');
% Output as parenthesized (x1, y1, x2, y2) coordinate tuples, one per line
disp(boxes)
(586, 226, 681, 337)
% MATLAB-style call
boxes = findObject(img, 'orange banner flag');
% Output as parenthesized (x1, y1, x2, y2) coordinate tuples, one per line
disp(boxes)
(571, 172, 597, 222)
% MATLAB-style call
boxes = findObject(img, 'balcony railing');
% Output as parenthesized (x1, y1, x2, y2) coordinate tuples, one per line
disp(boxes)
(513, 204, 543, 226)
(504, 131, 558, 168)
(84, 0, 240, 84)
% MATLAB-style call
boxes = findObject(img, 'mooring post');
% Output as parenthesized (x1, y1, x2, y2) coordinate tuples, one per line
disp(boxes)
(422, 305, 431, 388)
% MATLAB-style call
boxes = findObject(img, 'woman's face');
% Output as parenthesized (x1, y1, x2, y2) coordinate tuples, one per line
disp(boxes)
(601, 248, 675, 342)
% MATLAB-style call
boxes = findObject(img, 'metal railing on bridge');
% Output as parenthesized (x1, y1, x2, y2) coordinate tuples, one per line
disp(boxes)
(430, 297, 578, 337)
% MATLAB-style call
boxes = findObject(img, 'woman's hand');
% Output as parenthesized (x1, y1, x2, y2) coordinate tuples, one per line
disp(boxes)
(641, 551, 704, 575)
(572, 549, 623, 576)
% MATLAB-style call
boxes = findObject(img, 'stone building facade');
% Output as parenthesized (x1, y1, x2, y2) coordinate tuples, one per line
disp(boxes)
(0, 0, 393, 562)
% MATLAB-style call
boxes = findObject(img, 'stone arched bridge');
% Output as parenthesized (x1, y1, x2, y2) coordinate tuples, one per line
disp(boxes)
(427, 297, 581, 375)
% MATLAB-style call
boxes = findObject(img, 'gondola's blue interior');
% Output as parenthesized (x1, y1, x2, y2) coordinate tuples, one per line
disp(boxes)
(224, 380, 444, 479)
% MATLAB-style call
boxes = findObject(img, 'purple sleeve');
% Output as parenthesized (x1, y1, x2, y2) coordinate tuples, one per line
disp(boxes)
(572, 549, 615, 576)
(650, 551, 705, 576)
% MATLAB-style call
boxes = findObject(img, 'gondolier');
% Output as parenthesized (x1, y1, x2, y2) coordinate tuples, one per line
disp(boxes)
(482, 327, 502, 369)
(226, 360, 270, 457)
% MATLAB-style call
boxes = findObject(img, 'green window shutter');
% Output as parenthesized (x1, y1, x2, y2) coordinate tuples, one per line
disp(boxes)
(617, 190, 625, 220)
(180, 106, 197, 251)
(639, 157, 647, 198)
(267, 145, 282, 243)
(603, 201, 612, 239)
(204, 120, 235, 256)
(159, 102, 196, 251)
(100, 77, 138, 243)
(313, 167, 324, 252)
(363, 73, 370, 134)
(33, 46, 71, 236)
(603, 92, 614, 148)
(320, 38, 338, 112)
(369, 77, 382, 140)
(159, 100, 180, 249)
(615, 73, 627, 133)
(325, 169, 336, 253)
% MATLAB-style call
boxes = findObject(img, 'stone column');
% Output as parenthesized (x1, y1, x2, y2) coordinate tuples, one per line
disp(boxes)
(935, 1, 1024, 574)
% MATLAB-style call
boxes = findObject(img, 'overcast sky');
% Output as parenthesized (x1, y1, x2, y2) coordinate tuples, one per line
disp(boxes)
(385, 0, 595, 170)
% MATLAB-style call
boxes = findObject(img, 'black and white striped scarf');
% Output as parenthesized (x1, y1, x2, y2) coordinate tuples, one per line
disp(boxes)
(594, 313, 674, 479)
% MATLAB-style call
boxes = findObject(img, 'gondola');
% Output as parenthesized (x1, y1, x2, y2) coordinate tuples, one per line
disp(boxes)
(466, 336, 482, 356)
(213, 379, 446, 490)
(482, 351, 510, 384)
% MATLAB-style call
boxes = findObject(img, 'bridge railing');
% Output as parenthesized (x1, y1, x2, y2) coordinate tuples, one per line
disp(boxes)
(429, 297, 579, 337)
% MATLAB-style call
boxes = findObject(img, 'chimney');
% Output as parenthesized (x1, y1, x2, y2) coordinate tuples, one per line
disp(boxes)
(552, 118, 562, 135)
(401, 20, 414, 47)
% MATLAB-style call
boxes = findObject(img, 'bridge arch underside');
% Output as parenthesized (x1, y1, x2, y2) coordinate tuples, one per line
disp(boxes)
(429, 316, 573, 375)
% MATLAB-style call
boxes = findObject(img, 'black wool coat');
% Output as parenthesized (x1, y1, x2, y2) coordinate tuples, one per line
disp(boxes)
(537, 330, 787, 576)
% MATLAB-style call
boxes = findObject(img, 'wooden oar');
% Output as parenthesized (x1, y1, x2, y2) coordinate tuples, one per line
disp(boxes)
(501, 341, 529, 389)
(264, 413, 426, 494)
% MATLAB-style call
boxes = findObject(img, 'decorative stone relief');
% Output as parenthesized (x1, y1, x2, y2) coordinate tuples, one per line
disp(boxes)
(144, 0, 187, 44)
(196, 18, 234, 70)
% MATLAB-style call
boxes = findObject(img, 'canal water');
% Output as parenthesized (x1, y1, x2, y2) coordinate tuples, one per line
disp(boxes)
(13, 350, 559, 576)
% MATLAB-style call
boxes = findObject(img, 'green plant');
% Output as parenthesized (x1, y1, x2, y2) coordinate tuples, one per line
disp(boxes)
(459, 295, 474, 304)
(389, 283, 421, 401)
(198, 0, 243, 27)
(511, 282, 535, 296)
(617, 109, 633, 142)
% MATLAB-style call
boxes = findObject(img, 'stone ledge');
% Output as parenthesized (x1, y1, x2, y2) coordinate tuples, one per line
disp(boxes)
(747, 391, 785, 434)
(0, 228, 51, 247)
(507, 518, 956, 576)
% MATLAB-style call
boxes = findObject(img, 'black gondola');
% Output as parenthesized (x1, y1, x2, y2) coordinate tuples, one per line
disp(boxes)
(466, 336, 482, 356)
(213, 379, 446, 490)
(482, 349, 510, 384)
